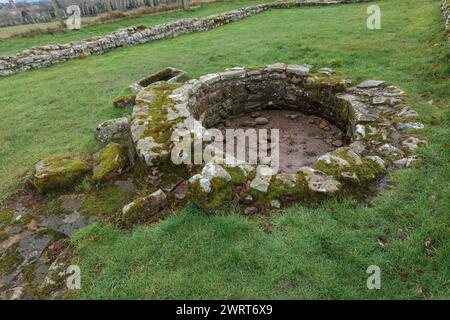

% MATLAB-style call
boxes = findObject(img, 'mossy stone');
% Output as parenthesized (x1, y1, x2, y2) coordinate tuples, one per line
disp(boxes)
(188, 177, 233, 213)
(112, 94, 136, 108)
(122, 189, 168, 225)
(92, 143, 128, 182)
(33, 158, 91, 193)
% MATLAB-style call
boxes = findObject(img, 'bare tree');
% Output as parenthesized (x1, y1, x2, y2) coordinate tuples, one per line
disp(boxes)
(51, 0, 65, 27)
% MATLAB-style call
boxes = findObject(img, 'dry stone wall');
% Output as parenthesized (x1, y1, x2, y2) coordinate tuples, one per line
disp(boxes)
(0, 0, 370, 77)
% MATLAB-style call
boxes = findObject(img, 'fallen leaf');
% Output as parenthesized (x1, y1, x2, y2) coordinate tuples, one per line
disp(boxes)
(263, 223, 274, 234)
(430, 118, 440, 126)
(397, 228, 406, 240)
(1, 234, 21, 249)
(377, 236, 388, 249)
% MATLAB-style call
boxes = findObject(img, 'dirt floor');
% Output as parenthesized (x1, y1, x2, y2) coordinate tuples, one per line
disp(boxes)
(219, 110, 347, 173)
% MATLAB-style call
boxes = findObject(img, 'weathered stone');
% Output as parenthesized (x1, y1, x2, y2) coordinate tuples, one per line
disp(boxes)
(348, 141, 366, 154)
(136, 137, 168, 167)
(286, 64, 310, 76)
(318, 120, 329, 129)
(189, 163, 231, 193)
(39, 211, 96, 237)
(357, 80, 385, 88)
(95, 117, 129, 143)
(398, 107, 419, 119)
(244, 207, 258, 215)
(255, 117, 269, 125)
(242, 120, 257, 127)
(112, 95, 136, 108)
(396, 122, 424, 131)
(33, 158, 91, 193)
(298, 167, 340, 194)
(122, 189, 168, 224)
(401, 136, 428, 152)
(270, 199, 281, 209)
(365, 155, 386, 169)
(188, 163, 233, 212)
(114, 179, 137, 192)
(332, 139, 344, 147)
(317, 67, 333, 76)
(92, 143, 128, 182)
(174, 181, 187, 200)
(393, 156, 421, 168)
(59, 194, 83, 214)
(377, 144, 404, 160)
(250, 165, 275, 193)
(17, 231, 52, 262)
(317, 153, 350, 167)
(130, 67, 187, 91)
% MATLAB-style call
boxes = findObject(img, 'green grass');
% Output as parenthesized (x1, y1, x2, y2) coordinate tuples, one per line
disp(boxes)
(0, 16, 97, 40)
(0, 0, 449, 298)
(0, 0, 271, 56)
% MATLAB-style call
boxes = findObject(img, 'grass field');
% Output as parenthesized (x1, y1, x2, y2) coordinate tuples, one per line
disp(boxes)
(0, 0, 270, 56)
(0, 17, 98, 40)
(0, 0, 449, 299)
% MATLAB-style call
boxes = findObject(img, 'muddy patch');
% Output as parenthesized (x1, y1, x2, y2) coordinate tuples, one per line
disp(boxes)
(218, 110, 347, 173)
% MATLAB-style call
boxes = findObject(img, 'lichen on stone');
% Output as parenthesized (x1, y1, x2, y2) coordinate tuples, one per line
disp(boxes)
(92, 142, 128, 182)
(112, 94, 136, 108)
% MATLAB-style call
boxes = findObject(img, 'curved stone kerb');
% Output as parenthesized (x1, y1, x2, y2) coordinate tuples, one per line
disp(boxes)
(129, 63, 425, 212)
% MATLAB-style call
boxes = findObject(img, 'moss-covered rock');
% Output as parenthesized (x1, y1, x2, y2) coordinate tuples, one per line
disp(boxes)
(92, 143, 128, 182)
(122, 189, 168, 225)
(112, 94, 136, 108)
(298, 167, 341, 195)
(313, 148, 386, 186)
(95, 117, 129, 143)
(0, 209, 14, 225)
(188, 163, 233, 213)
(33, 158, 91, 193)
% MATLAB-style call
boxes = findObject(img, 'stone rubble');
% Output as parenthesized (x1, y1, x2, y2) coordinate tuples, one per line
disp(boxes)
(94, 117, 130, 143)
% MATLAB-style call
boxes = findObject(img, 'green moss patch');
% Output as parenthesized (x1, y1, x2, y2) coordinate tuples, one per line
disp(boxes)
(0, 209, 14, 225)
(33, 158, 91, 193)
(314, 151, 385, 187)
(92, 143, 128, 182)
(135, 82, 182, 148)
(189, 177, 233, 213)
(0, 251, 21, 277)
(79, 182, 141, 217)
(113, 94, 136, 108)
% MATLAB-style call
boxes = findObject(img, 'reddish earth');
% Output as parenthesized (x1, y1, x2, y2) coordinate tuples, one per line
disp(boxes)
(217, 110, 347, 173)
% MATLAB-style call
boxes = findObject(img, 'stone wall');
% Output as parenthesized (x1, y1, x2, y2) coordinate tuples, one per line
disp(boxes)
(0, 0, 370, 77)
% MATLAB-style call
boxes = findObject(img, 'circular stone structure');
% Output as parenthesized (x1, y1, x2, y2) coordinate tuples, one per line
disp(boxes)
(129, 63, 427, 212)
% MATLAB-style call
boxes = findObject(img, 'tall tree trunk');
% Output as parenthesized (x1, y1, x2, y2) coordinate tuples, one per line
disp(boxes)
(181, 0, 190, 10)
(104, 0, 112, 12)
(51, 0, 65, 27)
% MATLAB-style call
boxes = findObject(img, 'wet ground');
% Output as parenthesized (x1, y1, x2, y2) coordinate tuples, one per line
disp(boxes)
(218, 110, 347, 173)
(0, 176, 145, 299)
